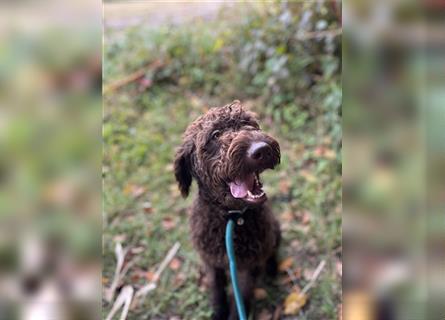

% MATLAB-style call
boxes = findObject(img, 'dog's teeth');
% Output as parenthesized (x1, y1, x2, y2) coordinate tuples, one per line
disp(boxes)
(248, 190, 257, 199)
(247, 189, 265, 199)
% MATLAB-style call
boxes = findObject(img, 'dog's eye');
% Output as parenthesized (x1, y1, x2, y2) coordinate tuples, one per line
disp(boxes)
(245, 125, 258, 131)
(211, 130, 221, 139)
(240, 121, 259, 130)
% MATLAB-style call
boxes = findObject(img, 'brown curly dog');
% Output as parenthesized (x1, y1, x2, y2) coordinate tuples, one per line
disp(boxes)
(174, 100, 281, 320)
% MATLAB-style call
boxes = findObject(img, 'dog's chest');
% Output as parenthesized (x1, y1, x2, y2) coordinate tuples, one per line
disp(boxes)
(190, 208, 274, 268)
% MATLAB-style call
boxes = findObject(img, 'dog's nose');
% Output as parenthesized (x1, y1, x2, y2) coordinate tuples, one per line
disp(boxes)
(247, 141, 273, 167)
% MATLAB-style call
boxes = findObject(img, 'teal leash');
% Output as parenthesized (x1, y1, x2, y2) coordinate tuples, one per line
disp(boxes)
(225, 208, 248, 320)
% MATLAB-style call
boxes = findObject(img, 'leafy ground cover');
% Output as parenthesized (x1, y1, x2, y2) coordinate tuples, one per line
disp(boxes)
(103, 2, 341, 319)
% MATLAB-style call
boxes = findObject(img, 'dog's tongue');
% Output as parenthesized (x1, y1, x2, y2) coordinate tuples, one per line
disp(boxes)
(229, 181, 248, 198)
(229, 175, 254, 198)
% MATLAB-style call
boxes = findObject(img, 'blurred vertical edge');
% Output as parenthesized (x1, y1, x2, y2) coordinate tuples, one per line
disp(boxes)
(0, 1, 101, 319)
(343, 1, 445, 320)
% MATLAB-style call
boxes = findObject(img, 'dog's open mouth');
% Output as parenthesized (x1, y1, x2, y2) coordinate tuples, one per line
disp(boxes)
(228, 172, 266, 204)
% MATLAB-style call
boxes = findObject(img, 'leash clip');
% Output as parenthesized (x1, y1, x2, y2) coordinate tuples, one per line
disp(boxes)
(226, 207, 248, 226)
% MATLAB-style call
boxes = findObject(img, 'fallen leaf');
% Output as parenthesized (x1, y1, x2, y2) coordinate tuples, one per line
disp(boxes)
(257, 308, 272, 320)
(300, 210, 311, 225)
(131, 268, 148, 282)
(313, 146, 325, 157)
(142, 202, 153, 214)
(324, 149, 336, 159)
(145, 271, 156, 281)
(344, 291, 373, 320)
(279, 180, 290, 193)
(162, 217, 176, 231)
(138, 77, 153, 91)
(254, 288, 268, 300)
(123, 184, 132, 195)
(124, 184, 146, 198)
(300, 170, 316, 183)
(278, 257, 293, 272)
(281, 210, 294, 222)
(313, 146, 336, 159)
(169, 257, 182, 271)
(283, 290, 308, 315)
(281, 272, 303, 287)
(131, 273, 141, 282)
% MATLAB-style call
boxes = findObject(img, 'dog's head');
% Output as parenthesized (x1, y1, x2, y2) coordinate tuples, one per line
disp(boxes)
(174, 100, 280, 208)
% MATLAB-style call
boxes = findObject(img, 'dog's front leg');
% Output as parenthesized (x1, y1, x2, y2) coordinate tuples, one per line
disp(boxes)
(209, 266, 229, 320)
(266, 221, 281, 278)
(228, 267, 259, 320)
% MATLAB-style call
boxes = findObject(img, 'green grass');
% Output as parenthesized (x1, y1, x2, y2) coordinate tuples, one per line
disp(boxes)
(104, 2, 341, 319)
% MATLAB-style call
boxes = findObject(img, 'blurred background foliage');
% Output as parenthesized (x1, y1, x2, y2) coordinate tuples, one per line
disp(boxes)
(343, 1, 445, 319)
(0, 1, 101, 319)
(104, 1, 341, 149)
(104, 1, 341, 319)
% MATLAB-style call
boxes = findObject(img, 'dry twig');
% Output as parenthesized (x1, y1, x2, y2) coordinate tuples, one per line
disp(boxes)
(105, 242, 128, 302)
(103, 59, 164, 93)
(135, 242, 181, 299)
(301, 260, 326, 295)
(105, 285, 134, 320)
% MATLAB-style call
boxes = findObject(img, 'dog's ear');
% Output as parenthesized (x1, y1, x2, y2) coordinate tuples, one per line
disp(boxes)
(174, 139, 194, 198)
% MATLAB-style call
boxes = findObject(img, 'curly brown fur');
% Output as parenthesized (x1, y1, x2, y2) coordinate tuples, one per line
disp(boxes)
(174, 101, 281, 319)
